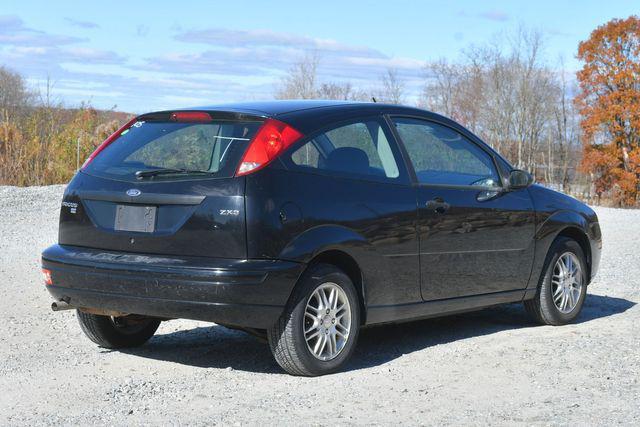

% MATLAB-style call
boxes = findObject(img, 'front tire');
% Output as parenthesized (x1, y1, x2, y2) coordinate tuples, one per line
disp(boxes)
(267, 263, 361, 376)
(524, 237, 588, 325)
(76, 311, 161, 349)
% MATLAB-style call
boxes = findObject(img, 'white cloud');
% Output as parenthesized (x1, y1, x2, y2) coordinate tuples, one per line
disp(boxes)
(141, 27, 426, 88)
(458, 9, 510, 22)
(479, 9, 510, 22)
(64, 17, 100, 29)
(1, 18, 427, 111)
(0, 14, 85, 46)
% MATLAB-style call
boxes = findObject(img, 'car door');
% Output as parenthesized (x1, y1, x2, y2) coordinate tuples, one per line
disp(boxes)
(272, 116, 421, 307)
(389, 116, 536, 301)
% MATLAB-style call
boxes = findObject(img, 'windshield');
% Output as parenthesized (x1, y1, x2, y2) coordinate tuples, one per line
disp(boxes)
(83, 119, 263, 181)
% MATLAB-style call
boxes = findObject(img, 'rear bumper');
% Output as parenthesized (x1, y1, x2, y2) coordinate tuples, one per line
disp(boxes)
(42, 244, 305, 329)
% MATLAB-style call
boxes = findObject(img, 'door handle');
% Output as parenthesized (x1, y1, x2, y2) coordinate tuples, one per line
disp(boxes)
(425, 198, 450, 214)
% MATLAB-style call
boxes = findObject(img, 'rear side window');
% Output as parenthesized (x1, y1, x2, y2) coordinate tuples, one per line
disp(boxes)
(392, 118, 500, 187)
(288, 120, 401, 180)
(84, 120, 262, 181)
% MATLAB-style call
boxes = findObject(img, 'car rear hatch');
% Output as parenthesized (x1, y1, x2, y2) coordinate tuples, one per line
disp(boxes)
(59, 110, 266, 259)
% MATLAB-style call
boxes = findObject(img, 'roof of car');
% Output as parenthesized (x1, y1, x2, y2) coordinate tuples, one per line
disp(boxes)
(177, 99, 426, 117)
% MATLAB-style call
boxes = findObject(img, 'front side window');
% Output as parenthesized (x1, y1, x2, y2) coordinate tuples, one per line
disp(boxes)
(392, 118, 500, 187)
(288, 120, 401, 180)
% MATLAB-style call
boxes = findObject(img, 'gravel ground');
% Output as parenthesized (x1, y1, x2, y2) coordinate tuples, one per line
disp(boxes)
(0, 185, 638, 426)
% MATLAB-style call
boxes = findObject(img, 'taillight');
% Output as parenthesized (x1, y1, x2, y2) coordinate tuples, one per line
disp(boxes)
(42, 268, 52, 286)
(236, 118, 303, 176)
(81, 116, 138, 170)
(170, 111, 212, 122)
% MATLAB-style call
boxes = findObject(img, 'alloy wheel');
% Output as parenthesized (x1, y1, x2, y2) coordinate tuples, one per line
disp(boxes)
(551, 252, 583, 313)
(303, 282, 352, 361)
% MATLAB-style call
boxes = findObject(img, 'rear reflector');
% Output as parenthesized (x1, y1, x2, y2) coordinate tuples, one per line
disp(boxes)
(236, 119, 303, 176)
(42, 268, 52, 286)
(81, 116, 138, 170)
(170, 111, 212, 123)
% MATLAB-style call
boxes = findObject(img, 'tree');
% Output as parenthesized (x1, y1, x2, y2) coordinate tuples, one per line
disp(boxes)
(422, 28, 567, 177)
(377, 68, 405, 104)
(421, 59, 463, 119)
(275, 54, 319, 99)
(576, 16, 640, 206)
(275, 54, 370, 101)
(317, 82, 368, 101)
(0, 66, 32, 118)
(550, 61, 581, 192)
(0, 65, 130, 186)
(0, 66, 32, 184)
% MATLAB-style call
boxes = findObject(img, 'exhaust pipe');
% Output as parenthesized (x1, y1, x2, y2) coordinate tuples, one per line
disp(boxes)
(51, 300, 74, 311)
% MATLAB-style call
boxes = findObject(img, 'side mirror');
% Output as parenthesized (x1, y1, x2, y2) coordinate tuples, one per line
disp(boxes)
(508, 169, 534, 189)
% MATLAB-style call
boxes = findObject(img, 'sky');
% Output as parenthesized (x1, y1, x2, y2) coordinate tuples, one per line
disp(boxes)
(0, 0, 636, 113)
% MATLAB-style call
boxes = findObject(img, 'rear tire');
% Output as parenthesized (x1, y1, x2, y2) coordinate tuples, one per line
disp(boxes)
(524, 237, 588, 325)
(267, 263, 361, 376)
(76, 311, 161, 349)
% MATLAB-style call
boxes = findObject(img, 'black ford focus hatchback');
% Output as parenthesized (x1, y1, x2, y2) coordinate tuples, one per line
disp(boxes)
(42, 100, 602, 376)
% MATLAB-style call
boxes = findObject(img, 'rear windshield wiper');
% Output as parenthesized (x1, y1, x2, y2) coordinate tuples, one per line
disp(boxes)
(135, 168, 213, 179)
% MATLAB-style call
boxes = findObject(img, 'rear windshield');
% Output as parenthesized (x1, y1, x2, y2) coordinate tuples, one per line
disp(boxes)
(83, 119, 263, 181)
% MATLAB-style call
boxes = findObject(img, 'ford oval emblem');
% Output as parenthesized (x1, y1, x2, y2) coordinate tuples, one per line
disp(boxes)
(126, 189, 141, 197)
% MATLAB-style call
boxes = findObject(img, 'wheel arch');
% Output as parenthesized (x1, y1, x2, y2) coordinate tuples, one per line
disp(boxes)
(278, 224, 370, 263)
(531, 210, 594, 289)
(555, 226, 592, 281)
(278, 224, 370, 323)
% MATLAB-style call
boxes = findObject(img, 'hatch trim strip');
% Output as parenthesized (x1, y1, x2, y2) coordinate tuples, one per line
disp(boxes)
(76, 190, 205, 205)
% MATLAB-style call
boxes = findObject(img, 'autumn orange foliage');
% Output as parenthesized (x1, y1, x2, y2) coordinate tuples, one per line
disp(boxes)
(576, 16, 640, 206)
(0, 105, 128, 186)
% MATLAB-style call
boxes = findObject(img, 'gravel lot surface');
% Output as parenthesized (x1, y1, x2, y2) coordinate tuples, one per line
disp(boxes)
(0, 185, 638, 426)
